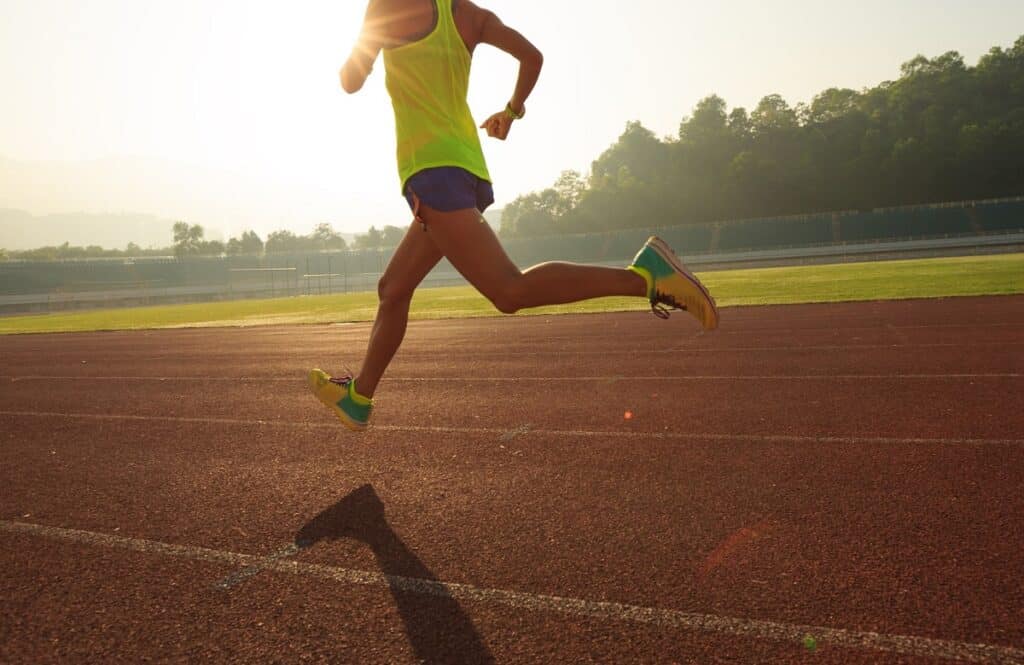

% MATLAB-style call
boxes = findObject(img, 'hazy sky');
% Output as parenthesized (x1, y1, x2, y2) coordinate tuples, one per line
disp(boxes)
(2, 0, 1022, 238)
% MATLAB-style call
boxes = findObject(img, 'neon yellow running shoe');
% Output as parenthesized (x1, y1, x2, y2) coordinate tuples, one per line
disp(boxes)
(628, 236, 719, 330)
(308, 369, 373, 431)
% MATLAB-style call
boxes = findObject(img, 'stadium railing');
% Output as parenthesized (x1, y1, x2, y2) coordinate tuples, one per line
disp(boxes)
(1, 196, 1020, 311)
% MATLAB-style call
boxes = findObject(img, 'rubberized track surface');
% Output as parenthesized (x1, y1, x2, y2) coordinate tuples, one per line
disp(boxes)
(2, 296, 1023, 663)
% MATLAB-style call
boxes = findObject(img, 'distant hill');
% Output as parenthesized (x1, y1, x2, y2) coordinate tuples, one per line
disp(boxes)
(0, 209, 177, 250)
(0, 153, 344, 243)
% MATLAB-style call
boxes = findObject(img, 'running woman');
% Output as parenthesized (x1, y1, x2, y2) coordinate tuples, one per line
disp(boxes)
(310, 0, 718, 430)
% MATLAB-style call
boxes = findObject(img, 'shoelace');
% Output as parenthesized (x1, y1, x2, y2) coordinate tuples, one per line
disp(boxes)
(651, 291, 687, 320)
(328, 369, 354, 387)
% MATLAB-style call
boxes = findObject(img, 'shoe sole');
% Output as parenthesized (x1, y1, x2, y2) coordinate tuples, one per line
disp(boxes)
(647, 236, 719, 330)
(307, 371, 368, 432)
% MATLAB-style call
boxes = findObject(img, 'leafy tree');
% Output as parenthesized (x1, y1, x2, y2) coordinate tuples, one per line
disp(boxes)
(198, 240, 225, 256)
(227, 230, 265, 255)
(591, 120, 670, 186)
(172, 222, 204, 258)
(552, 170, 585, 217)
(500, 189, 563, 237)
(240, 230, 264, 254)
(679, 94, 729, 145)
(728, 107, 752, 140)
(311, 223, 347, 251)
(353, 226, 384, 249)
(170, 224, 223, 256)
(380, 225, 405, 248)
(751, 94, 799, 134)
(265, 229, 300, 253)
(807, 88, 861, 124)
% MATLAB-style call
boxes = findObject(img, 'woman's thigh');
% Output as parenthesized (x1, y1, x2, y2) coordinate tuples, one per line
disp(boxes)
(418, 203, 521, 302)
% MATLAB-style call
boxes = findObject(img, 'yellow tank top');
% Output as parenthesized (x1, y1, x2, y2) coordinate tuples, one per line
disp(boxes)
(382, 0, 491, 192)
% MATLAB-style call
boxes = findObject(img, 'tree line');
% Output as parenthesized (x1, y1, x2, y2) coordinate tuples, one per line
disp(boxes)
(501, 35, 1024, 237)
(1, 223, 411, 261)
(1, 242, 168, 262)
(169, 223, 409, 258)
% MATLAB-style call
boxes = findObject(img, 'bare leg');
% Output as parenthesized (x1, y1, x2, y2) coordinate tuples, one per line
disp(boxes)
(512, 261, 644, 308)
(354, 223, 442, 398)
(417, 204, 646, 314)
(353, 205, 645, 398)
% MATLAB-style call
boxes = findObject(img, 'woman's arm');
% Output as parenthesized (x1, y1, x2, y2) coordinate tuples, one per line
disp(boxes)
(470, 4, 544, 140)
(340, 2, 384, 94)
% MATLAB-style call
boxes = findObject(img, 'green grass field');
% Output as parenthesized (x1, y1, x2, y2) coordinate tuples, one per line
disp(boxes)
(2, 253, 1022, 335)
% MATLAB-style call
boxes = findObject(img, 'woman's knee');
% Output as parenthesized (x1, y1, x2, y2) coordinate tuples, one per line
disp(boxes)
(488, 277, 527, 314)
(377, 274, 414, 305)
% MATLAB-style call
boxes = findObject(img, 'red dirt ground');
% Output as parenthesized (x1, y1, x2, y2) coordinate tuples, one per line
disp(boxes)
(1, 295, 1023, 663)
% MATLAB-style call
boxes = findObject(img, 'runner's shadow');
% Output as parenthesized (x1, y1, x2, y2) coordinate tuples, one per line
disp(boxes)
(295, 484, 494, 664)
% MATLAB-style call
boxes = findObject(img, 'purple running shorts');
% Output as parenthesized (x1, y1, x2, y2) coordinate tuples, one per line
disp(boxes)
(403, 166, 495, 214)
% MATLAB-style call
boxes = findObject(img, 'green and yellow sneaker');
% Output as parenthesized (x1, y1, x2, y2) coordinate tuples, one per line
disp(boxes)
(308, 369, 373, 431)
(629, 236, 719, 330)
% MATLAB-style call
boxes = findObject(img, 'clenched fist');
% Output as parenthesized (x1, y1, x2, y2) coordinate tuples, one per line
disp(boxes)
(480, 110, 514, 141)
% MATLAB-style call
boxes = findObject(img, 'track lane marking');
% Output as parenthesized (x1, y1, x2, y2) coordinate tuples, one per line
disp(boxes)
(1, 519, 1021, 663)
(214, 542, 302, 589)
(3, 342, 1023, 360)
(396, 340, 1024, 356)
(1, 410, 1022, 447)
(709, 320, 1024, 334)
(3, 373, 1021, 383)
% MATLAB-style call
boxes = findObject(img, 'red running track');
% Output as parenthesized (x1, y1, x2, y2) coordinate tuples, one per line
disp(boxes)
(1, 296, 1023, 663)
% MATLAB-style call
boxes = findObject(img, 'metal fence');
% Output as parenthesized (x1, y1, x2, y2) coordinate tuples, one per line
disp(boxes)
(1, 195, 1021, 313)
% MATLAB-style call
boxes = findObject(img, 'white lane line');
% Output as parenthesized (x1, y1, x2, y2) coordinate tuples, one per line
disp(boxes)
(417, 319, 1024, 334)
(3, 373, 1021, 383)
(3, 342, 1022, 361)
(2, 520, 1020, 663)
(499, 424, 532, 442)
(438, 341, 1024, 356)
(214, 542, 301, 589)
(1, 410, 1022, 447)
(684, 320, 1024, 336)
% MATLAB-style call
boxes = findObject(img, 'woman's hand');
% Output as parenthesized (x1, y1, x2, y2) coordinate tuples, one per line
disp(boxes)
(480, 110, 514, 141)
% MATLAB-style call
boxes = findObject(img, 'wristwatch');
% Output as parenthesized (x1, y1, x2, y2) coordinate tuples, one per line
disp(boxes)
(505, 102, 526, 120)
